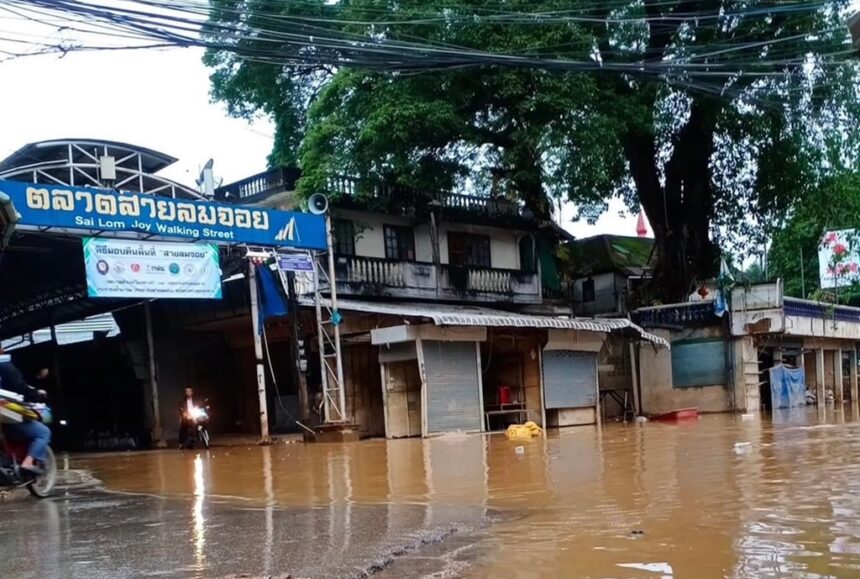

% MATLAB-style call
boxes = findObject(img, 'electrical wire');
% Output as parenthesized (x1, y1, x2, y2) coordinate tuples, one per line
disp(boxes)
(0, 0, 853, 82)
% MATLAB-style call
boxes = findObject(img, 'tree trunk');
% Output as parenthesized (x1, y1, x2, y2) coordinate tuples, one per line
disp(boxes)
(625, 100, 719, 303)
(509, 145, 551, 221)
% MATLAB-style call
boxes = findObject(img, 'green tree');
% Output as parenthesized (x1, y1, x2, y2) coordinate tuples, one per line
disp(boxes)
(769, 173, 860, 304)
(204, 0, 860, 301)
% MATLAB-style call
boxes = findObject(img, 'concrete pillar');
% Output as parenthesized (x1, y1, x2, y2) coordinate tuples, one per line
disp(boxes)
(850, 347, 859, 403)
(816, 348, 826, 406)
(835, 349, 845, 405)
(144, 303, 165, 448)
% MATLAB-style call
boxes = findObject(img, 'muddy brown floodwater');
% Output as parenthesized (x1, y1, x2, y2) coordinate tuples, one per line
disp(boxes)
(73, 407, 860, 578)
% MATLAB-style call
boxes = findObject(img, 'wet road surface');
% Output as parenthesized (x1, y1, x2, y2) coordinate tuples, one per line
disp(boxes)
(5, 407, 860, 578)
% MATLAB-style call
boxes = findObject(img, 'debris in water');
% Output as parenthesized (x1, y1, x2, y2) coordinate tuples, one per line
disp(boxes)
(635, 416, 649, 423)
(741, 413, 755, 421)
(618, 562, 673, 575)
(506, 421, 542, 440)
(630, 529, 644, 536)
(734, 442, 752, 454)
(514, 446, 525, 455)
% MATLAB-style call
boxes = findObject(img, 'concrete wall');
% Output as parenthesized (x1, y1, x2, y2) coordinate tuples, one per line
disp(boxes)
(639, 328, 734, 415)
(572, 272, 621, 316)
(334, 209, 413, 260)
(332, 208, 525, 270)
(555, 408, 596, 427)
(786, 315, 860, 340)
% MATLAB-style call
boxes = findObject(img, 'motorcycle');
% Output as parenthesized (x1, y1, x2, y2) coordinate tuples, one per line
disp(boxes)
(0, 388, 56, 498)
(182, 403, 210, 450)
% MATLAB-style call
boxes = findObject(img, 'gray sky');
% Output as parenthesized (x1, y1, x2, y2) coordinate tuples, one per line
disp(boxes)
(0, 46, 647, 239)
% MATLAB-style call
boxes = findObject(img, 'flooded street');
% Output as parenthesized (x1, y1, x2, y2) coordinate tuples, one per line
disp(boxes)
(7, 408, 860, 578)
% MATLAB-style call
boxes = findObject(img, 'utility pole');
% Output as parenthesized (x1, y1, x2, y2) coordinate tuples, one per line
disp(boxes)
(249, 264, 271, 443)
(287, 270, 311, 423)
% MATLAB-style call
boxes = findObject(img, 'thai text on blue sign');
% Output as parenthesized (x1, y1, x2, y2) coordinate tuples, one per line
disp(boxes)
(0, 179, 327, 249)
(83, 237, 222, 299)
(278, 252, 315, 272)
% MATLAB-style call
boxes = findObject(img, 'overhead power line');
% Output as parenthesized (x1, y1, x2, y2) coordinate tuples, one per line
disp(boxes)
(0, 0, 855, 93)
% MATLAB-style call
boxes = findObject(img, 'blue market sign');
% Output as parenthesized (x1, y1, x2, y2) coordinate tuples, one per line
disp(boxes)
(278, 253, 315, 272)
(0, 179, 327, 250)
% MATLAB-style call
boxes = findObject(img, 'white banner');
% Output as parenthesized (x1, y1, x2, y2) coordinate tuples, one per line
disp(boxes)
(819, 229, 860, 289)
(83, 238, 222, 299)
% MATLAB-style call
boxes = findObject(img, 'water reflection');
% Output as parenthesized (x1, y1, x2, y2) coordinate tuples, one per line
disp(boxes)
(72, 410, 860, 578)
(192, 454, 206, 571)
(262, 445, 274, 576)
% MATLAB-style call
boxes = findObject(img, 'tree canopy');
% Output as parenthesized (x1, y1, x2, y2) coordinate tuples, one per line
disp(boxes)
(203, 0, 860, 301)
(769, 172, 860, 304)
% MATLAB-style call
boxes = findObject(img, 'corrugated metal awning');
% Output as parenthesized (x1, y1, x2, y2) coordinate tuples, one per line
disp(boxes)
(302, 298, 668, 348)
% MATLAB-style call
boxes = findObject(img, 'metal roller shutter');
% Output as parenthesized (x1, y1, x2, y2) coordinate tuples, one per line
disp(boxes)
(422, 340, 482, 433)
(543, 350, 598, 409)
(671, 339, 726, 388)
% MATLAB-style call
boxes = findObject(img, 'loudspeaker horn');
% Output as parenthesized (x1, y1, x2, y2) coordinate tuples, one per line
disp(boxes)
(308, 193, 329, 215)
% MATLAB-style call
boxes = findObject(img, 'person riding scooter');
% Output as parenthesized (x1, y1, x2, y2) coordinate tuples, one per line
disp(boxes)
(178, 387, 209, 449)
(0, 348, 51, 475)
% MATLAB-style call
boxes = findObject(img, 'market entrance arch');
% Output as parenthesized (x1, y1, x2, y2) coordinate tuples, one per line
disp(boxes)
(0, 139, 326, 449)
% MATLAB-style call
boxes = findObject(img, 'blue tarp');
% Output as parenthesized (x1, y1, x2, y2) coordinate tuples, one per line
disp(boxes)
(769, 364, 806, 409)
(255, 264, 288, 333)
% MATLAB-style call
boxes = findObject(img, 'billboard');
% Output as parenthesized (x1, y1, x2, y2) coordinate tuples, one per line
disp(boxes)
(83, 238, 222, 299)
(0, 179, 327, 249)
(819, 229, 860, 289)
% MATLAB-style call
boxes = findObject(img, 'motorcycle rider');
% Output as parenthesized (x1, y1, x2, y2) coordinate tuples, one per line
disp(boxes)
(178, 387, 205, 448)
(0, 348, 51, 474)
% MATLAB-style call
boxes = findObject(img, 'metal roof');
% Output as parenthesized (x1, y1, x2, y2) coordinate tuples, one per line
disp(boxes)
(1, 313, 120, 351)
(0, 139, 201, 199)
(0, 233, 131, 339)
(303, 298, 669, 347)
(0, 139, 176, 175)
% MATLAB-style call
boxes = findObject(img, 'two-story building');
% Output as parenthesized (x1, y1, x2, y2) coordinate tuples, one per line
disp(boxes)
(214, 169, 666, 438)
(567, 234, 654, 317)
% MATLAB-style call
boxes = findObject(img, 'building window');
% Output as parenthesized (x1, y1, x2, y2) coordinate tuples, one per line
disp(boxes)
(519, 236, 535, 272)
(582, 278, 596, 302)
(448, 232, 491, 268)
(333, 219, 355, 256)
(384, 225, 415, 261)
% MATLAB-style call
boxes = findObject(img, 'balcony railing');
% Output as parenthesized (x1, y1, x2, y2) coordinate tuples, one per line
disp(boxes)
(633, 301, 717, 327)
(215, 167, 300, 202)
(326, 175, 521, 219)
(784, 297, 860, 323)
(215, 170, 524, 219)
(316, 255, 541, 304)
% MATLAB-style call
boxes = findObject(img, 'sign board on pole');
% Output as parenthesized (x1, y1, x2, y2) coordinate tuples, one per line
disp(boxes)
(0, 179, 327, 249)
(277, 253, 315, 272)
(83, 237, 222, 299)
(819, 229, 860, 289)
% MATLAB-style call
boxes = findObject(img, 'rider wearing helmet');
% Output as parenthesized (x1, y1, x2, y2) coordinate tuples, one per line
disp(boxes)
(0, 348, 51, 474)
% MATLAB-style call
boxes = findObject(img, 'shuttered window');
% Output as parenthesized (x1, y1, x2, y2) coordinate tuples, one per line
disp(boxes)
(671, 339, 727, 388)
